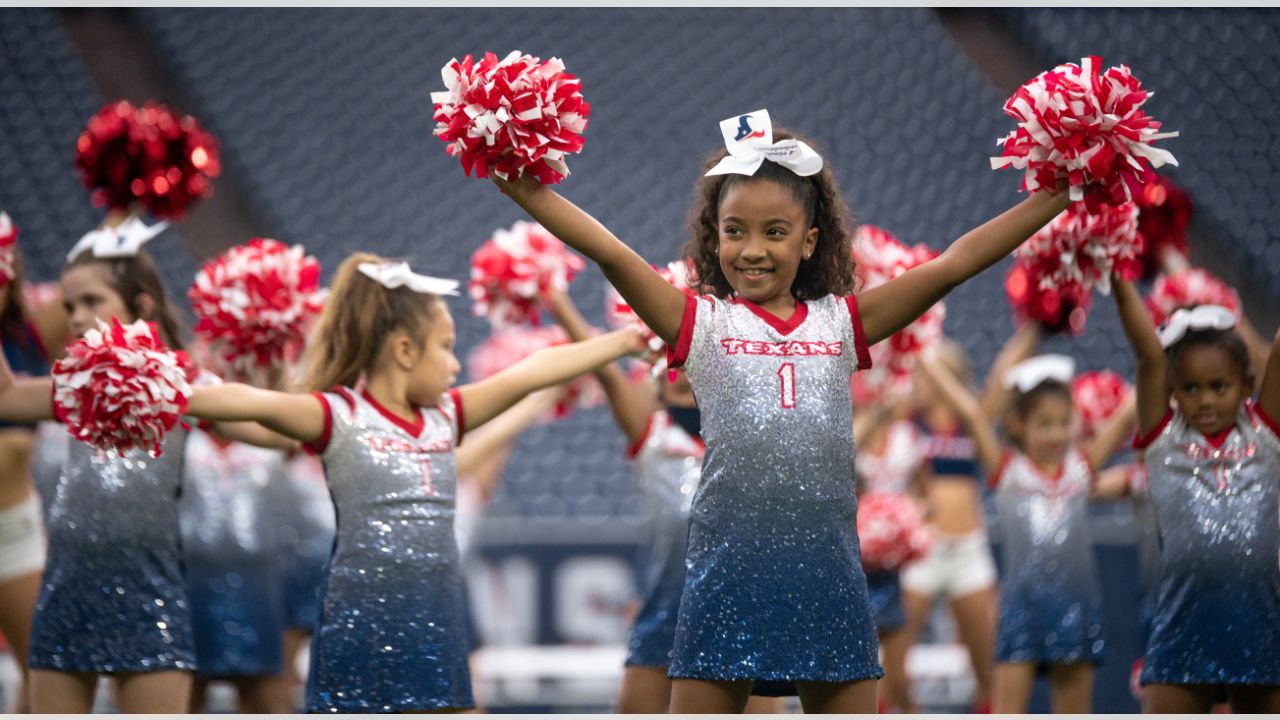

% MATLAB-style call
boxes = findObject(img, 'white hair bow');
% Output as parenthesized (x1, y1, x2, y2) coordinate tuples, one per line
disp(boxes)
(357, 261, 459, 296)
(1003, 354, 1076, 393)
(1158, 305, 1236, 348)
(704, 108, 823, 178)
(67, 216, 169, 262)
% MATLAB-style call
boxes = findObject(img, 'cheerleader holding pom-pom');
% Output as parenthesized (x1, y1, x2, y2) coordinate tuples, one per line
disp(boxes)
(176, 253, 644, 712)
(1112, 275, 1280, 713)
(490, 105, 1068, 712)
(0, 218, 290, 713)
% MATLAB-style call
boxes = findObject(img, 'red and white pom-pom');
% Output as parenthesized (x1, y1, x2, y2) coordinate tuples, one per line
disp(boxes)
(605, 258, 696, 373)
(992, 57, 1178, 211)
(852, 225, 945, 392)
(51, 318, 195, 456)
(857, 492, 933, 572)
(1072, 370, 1132, 439)
(1018, 201, 1144, 303)
(1144, 268, 1241, 328)
(0, 212, 17, 287)
(1005, 256, 1093, 335)
(74, 100, 221, 219)
(189, 238, 327, 373)
(1133, 176, 1193, 279)
(469, 220, 585, 328)
(466, 325, 602, 420)
(431, 50, 590, 184)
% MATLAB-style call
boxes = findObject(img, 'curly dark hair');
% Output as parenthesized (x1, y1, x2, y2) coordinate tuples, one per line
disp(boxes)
(1166, 327, 1252, 386)
(680, 128, 857, 301)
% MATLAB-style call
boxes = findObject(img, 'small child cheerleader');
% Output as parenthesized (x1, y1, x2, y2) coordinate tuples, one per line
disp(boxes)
(492, 108, 1067, 712)
(917, 349, 1137, 713)
(178, 253, 644, 712)
(1112, 277, 1280, 713)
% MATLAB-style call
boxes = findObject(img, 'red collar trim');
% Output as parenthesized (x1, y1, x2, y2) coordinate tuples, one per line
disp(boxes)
(1202, 425, 1234, 449)
(735, 297, 808, 336)
(361, 389, 425, 438)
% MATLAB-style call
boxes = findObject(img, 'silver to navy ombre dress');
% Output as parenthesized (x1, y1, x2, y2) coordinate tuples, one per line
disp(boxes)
(992, 447, 1104, 666)
(179, 430, 288, 678)
(1136, 404, 1280, 686)
(29, 428, 196, 672)
(666, 293, 882, 688)
(304, 387, 473, 712)
(624, 409, 703, 668)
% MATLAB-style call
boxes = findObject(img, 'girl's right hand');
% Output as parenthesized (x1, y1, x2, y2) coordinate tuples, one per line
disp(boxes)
(492, 173, 544, 203)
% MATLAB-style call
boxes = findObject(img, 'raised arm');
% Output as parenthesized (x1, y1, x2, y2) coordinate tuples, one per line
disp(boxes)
(917, 350, 1004, 476)
(547, 287, 654, 445)
(187, 384, 326, 445)
(494, 176, 688, 345)
(1112, 277, 1170, 436)
(455, 388, 559, 477)
(457, 326, 644, 433)
(1086, 391, 1137, 472)
(1257, 328, 1280, 427)
(979, 325, 1043, 419)
(859, 191, 1069, 346)
(0, 345, 53, 423)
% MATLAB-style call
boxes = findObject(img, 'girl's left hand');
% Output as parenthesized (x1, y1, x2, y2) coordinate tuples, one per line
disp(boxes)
(492, 173, 544, 201)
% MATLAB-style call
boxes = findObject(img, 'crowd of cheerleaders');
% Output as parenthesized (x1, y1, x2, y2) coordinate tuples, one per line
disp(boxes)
(0, 74, 1276, 715)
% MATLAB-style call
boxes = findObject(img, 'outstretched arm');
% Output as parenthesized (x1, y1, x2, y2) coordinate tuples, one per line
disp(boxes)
(859, 191, 1069, 346)
(917, 349, 1004, 476)
(457, 326, 645, 433)
(187, 384, 326, 445)
(455, 388, 559, 477)
(1086, 391, 1138, 472)
(0, 347, 52, 423)
(547, 288, 654, 445)
(979, 324, 1043, 419)
(1257, 328, 1280, 427)
(494, 176, 688, 345)
(1112, 277, 1170, 436)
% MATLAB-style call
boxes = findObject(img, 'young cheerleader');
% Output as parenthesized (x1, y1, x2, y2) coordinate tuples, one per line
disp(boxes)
(177, 252, 645, 712)
(1112, 277, 1280, 713)
(0, 213, 67, 712)
(0, 217, 291, 713)
(491, 109, 1068, 712)
(916, 349, 1136, 713)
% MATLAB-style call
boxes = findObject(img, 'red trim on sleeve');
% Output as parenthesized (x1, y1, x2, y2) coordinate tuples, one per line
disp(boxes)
(988, 450, 1014, 491)
(844, 294, 872, 371)
(448, 388, 465, 445)
(1132, 409, 1174, 450)
(302, 391, 334, 456)
(625, 413, 657, 459)
(332, 386, 357, 412)
(666, 295, 699, 370)
(1252, 401, 1280, 440)
(197, 418, 215, 433)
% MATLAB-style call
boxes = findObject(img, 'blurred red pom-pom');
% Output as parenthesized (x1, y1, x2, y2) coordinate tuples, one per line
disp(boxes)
(189, 238, 327, 374)
(1017, 201, 1144, 306)
(852, 225, 945, 398)
(432, 50, 590, 184)
(74, 100, 221, 219)
(51, 318, 195, 456)
(1005, 258, 1092, 335)
(992, 57, 1178, 211)
(469, 220, 585, 328)
(466, 325, 601, 420)
(857, 492, 932, 571)
(0, 212, 17, 287)
(1072, 370, 1132, 439)
(1133, 176, 1193, 279)
(1144, 268, 1242, 328)
(606, 258, 696, 374)
(22, 282, 61, 313)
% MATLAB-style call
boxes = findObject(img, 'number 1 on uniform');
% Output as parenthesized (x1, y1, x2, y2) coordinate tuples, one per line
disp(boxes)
(778, 362, 796, 409)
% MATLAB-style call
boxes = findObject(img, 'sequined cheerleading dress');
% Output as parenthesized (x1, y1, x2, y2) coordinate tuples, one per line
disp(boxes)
(29, 428, 196, 672)
(304, 387, 473, 713)
(855, 420, 924, 632)
(179, 430, 288, 678)
(991, 446, 1104, 666)
(624, 410, 703, 668)
(1136, 404, 1280, 686)
(666, 294, 882, 689)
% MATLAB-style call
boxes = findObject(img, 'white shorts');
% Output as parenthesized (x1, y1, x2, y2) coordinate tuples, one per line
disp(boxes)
(0, 492, 46, 582)
(900, 527, 996, 599)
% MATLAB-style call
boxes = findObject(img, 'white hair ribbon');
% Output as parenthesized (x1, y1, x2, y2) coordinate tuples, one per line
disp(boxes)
(704, 108, 823, 178)
(1158, 304, 1236, 349)
(1003, 354, 1076, 393)
(67, 216, 170, 262)
(357, 261, 459, 296)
